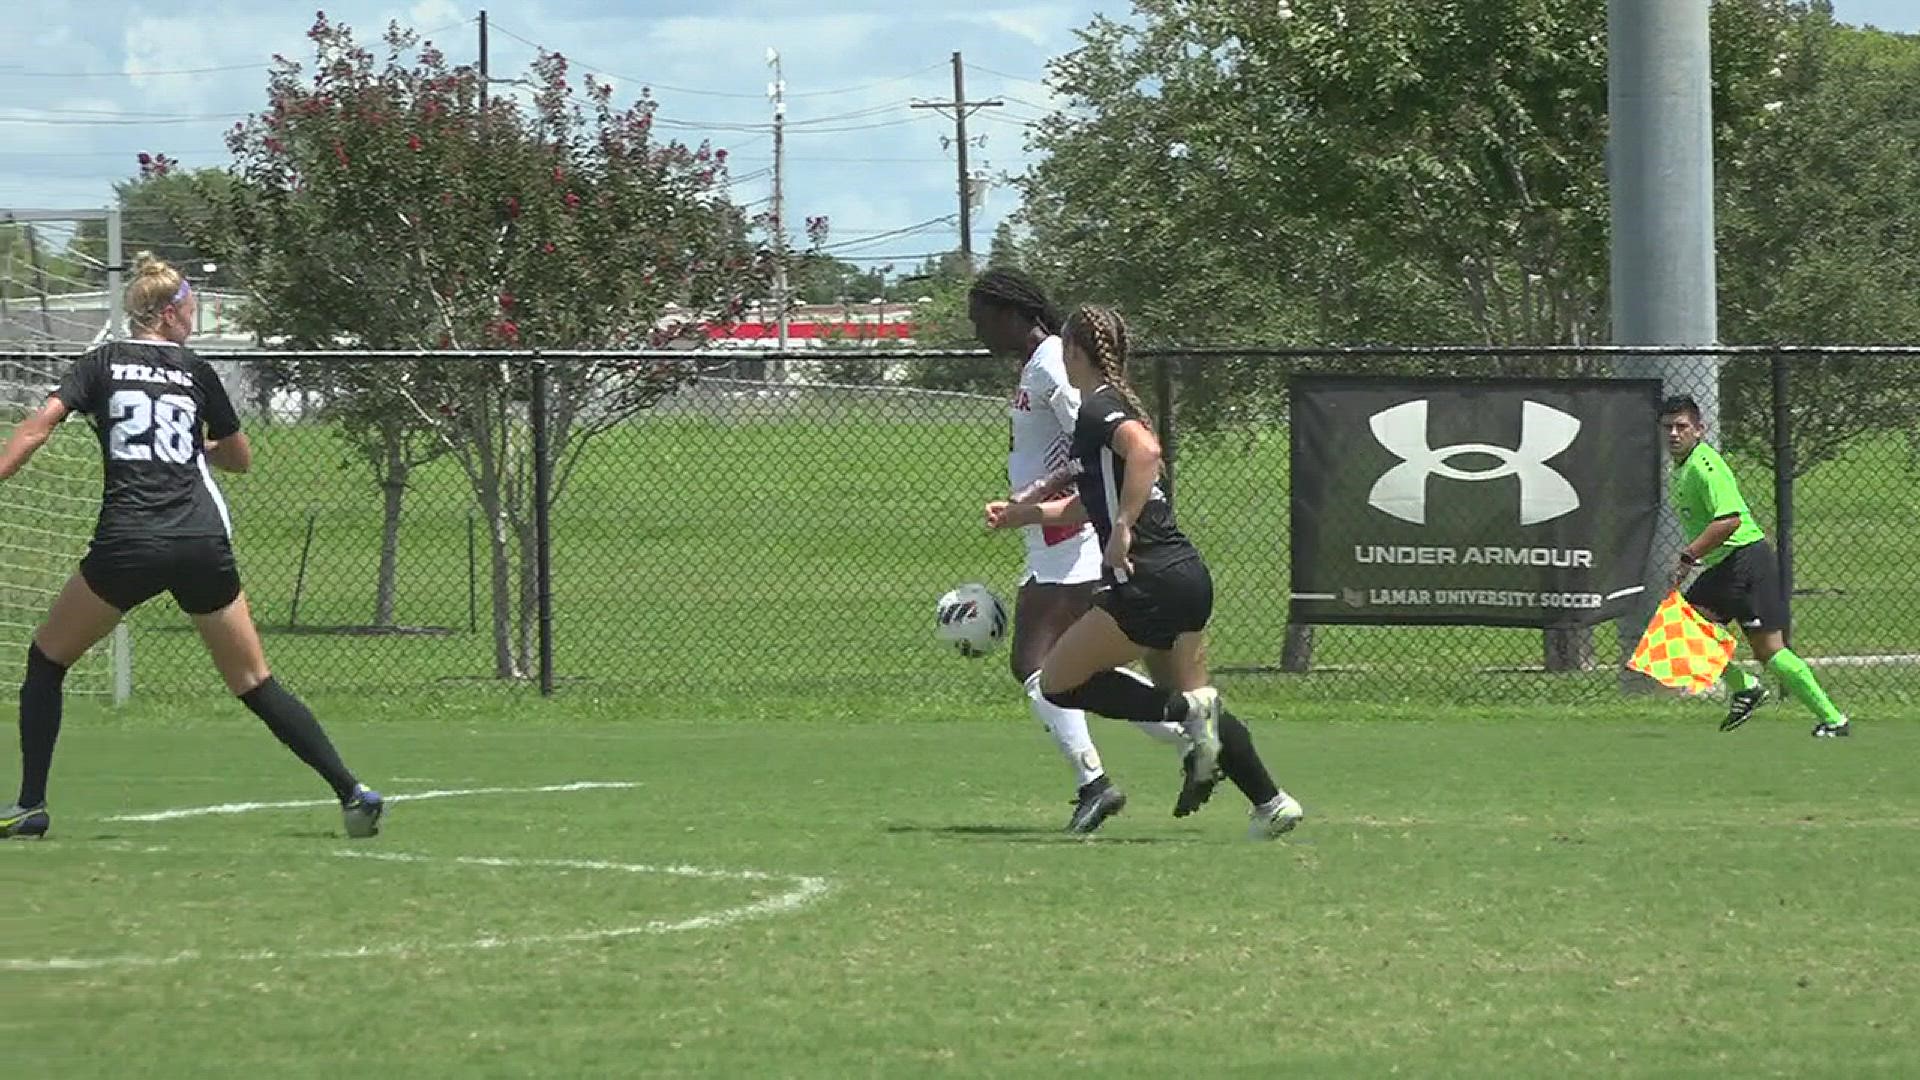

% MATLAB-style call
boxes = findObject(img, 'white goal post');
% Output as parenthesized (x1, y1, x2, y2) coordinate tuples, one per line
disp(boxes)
(0, 207, 130, 703)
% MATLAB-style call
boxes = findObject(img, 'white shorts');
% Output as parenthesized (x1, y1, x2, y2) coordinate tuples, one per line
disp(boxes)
(1022, 524, 1103, 586)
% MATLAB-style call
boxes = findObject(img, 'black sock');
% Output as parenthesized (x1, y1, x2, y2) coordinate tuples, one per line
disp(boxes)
(17, 643, 66, 808)
(240, 676, 359, 801)
(1044, 669, 1178, 724)
(1218, 709, 1280, 806)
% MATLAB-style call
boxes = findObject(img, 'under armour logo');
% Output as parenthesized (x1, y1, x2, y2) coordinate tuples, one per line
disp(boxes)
(1367, 399, 1581, 526)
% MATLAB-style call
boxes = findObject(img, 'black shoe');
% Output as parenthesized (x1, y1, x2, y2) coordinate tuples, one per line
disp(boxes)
(1812, 718, 1852, 738)
(1720, 686, 1771, 731)
(1172, 750, 1222, 818)
(1066, 778, 1127, 834)
(1, 803, 50, 839)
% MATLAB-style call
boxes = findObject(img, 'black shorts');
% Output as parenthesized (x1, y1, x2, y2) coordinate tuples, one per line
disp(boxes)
(1094, 556, 1213, 650)
(80, 535, 242, 616)
(1685, 540, 1787, 632)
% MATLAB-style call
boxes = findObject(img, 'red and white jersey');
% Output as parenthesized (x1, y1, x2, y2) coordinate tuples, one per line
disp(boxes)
(1008, 335, 1078, 494)
(1008, 335, 1100, 582)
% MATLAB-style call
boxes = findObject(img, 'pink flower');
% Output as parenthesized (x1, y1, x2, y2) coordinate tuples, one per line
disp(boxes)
(333, 141, 350, 167)
(505, 196, 521, 218)
(137, 152, 152, 165)
(542, 242, 557, 254)
(498, 290, 516, 310)
(552, 166, 566, 183)
(409, 134, 423, 151)
(563, 191, 580, 210)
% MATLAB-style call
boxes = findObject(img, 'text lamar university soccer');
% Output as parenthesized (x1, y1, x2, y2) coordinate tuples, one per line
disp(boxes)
(1353, 544, 1597, 568)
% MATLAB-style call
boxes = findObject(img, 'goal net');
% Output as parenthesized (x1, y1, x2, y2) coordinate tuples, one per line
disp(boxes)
(1, 210, 123, 699)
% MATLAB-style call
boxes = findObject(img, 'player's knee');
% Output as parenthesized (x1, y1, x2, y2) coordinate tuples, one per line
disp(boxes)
(1009, 649, 1041, 684)
(23, 642, 68, 692)
(226, 667, 272, 698)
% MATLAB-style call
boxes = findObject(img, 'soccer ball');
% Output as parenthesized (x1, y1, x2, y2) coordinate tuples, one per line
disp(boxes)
(935, 583, 1008, 659)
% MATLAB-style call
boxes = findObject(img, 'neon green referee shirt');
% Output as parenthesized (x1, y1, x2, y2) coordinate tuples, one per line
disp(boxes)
(1671, 442, 1765, 567)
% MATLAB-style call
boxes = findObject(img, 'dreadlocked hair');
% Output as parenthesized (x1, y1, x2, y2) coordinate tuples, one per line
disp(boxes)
(1064, 303, 1148, 423)
(968, 267, 1062, 334)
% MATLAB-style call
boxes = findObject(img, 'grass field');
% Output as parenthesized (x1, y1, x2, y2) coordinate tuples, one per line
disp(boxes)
(3, 381, 1904, 706)
(10, 380, 1920, 1076)
(7, 689, 1919, 1077)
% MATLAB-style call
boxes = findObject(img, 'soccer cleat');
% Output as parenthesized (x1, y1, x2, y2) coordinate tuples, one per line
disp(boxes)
(1172, 748, 1221, 818)
(1720, 685, 1771, 732)
(1811, 717, 1851, 739)
(1, 803, 50, 840)
(342, 786, 385, 838)
(1178, 687, 1224, 797)
(1066, 778, 1127, 835)
(1248, 794, 1305, 840)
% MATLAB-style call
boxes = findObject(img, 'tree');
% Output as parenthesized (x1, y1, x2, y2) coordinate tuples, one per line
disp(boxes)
(792, 254, 887, 305)
(195, 13, 763, 676)
(1015, 0, 1823, 672)
(1715, 9, 1920, 475)
(985, 221, 1024, 270)
(72, 157, 239, 292)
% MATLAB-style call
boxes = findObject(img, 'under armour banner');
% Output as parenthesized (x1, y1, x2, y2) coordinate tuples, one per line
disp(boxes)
(1288, 375, 1664, 628)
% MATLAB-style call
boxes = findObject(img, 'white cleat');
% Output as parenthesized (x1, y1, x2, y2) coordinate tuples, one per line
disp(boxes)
(1179, 687, 1223, 791)
(1249, 794, 1305, 840)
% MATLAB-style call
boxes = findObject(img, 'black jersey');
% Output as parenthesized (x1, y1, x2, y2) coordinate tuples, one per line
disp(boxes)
(1070, 385, 1197, 582)
(53, 340, 241, 542)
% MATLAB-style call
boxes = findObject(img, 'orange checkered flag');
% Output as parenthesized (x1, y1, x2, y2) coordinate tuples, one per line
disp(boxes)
(1628, 591, 1738, 694)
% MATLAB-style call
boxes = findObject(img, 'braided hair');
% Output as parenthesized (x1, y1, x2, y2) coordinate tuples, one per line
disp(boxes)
(1063, 303, 1148, 423)
(968, 268, 1062, 334)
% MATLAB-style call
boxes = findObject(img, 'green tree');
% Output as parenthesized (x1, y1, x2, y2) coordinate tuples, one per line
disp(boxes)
(1716, 9, 1920, 474)
(191, 14, 763, 676)
(1019, 0, 1811, 673)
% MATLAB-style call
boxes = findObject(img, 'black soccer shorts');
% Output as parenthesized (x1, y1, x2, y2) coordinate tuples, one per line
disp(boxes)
(1685, 539, 1788, 632)
(80, 535, 243, 616)
(1094, 555, 1214, 651)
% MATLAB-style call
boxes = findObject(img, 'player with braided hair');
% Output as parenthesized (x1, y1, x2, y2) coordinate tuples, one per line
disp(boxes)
(987, 304, 1305, 839)
(969, 269, 1187, 835)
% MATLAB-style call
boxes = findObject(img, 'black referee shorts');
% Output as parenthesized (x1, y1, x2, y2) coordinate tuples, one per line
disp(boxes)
(80, 535, 243, 616)
(1685, 539, 1787, 632)
(1094, 555, 1214, 651)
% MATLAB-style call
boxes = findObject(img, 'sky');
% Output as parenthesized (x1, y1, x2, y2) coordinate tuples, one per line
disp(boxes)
(3, 0, 1916, 278)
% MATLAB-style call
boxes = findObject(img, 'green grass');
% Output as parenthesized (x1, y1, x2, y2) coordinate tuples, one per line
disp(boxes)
(8, 692, 1920, 1077)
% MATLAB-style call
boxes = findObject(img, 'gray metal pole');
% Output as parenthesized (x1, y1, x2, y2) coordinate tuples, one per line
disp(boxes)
(1608, 0, 1721, 684)
(107, 206, 132, 703)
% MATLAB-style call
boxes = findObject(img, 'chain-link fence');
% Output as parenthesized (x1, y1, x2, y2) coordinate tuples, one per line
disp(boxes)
(4, 346, 1918, 705)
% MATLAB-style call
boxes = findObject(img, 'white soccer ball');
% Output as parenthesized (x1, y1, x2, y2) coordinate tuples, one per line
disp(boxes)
(935, 583, 1009, 659)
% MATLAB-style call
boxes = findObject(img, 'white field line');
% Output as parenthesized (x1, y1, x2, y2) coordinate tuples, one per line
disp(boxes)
(102, 781, 641, 823)
(5, 850, 831, 972)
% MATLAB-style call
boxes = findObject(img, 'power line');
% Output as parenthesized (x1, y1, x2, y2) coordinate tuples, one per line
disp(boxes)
(0, 61, 273, 78)
(486, 21, 944, 101)
(964, 63, 1052, 89)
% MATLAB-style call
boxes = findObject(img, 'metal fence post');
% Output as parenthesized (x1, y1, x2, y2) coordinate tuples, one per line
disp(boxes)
(1771, 351, 1795, 641)
(530, 356, 555, 696)
(1154, 352, 1177, 502)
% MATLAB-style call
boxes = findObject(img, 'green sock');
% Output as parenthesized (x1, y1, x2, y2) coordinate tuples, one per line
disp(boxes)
(1766, 649, 1843, 724)
(1727, 667, 1761, 694)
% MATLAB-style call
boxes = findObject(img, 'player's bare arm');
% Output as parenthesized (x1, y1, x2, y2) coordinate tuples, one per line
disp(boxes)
(0, 397, 69, 481)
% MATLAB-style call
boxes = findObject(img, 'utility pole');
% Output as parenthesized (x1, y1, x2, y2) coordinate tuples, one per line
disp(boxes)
(769, 48, 789, 356)
(1607, 0, 1720, 685)
(912, 53, 1000, 272)
(477, 11, 489, 110)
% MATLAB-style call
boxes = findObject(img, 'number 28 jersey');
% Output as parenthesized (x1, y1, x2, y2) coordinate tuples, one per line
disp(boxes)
(54, 340, 240, 542)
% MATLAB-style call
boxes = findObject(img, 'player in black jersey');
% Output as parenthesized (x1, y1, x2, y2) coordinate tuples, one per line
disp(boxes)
(0, 254, 383, 840)
(987, 304, 1304, 838)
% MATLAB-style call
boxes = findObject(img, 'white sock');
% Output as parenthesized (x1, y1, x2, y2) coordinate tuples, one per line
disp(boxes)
(1107, 666, 1187, 747)
(1025, 672, 1104, 787)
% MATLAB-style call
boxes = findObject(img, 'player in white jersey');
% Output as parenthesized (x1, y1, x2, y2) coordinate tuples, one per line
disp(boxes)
(968, 270, 1185, 834)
